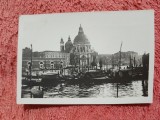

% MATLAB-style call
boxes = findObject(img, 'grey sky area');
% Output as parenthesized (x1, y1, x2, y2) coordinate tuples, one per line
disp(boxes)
(19, 10, 154, 55)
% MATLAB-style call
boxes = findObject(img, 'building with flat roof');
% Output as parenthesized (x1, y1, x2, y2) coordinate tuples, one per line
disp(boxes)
(22, 48, 70, 72)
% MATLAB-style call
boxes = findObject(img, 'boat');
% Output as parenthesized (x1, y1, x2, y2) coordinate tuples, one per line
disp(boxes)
(22, 74, 42, 86)
(41, 72, 62, 86)
(79, 70, 111, 82)
(42, 72, 59, 79)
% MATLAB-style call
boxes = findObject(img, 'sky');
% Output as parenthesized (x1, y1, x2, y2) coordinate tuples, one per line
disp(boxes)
(19, 10, 154, 55)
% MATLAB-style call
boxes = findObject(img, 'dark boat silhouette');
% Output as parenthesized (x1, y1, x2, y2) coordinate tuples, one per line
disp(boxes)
(41, 72, 62, 86)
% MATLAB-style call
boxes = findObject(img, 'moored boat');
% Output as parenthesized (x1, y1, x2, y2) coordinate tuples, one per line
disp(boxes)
(78, 70, 112, 82)
(41, 72, 62, 86)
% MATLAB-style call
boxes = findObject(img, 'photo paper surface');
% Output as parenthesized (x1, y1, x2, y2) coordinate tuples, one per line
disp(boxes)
(17, 10, 154, 104)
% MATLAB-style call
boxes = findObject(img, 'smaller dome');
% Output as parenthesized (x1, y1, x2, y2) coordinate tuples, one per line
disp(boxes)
(65, 36, 73, 53)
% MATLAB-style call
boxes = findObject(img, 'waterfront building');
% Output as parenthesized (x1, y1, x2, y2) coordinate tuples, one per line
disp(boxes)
(98, 51, 142, 70)
(113, 51, 139, 66)
(22, 49, 70, 72)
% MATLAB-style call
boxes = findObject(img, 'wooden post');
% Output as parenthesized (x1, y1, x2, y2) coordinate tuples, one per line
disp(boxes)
(134, 57, 136, 67)
(30, 44, 33, 98)
(45, 59, 47, 71)
(30, 44, 32, 82)
(117, 82, 118, 98)
(117, 42, 123, 98)
(119, 42, 122, 70)
(112, 55, 114, 69)
(129, 55, 132, 68)
(88, 54, 90, 71)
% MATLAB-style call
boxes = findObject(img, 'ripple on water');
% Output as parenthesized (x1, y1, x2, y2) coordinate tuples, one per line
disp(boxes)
(43, 80, 147, 98)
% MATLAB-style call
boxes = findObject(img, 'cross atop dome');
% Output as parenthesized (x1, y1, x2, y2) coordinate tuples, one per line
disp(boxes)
(68, 36, 71, 41)
(78, 24, 84, 34)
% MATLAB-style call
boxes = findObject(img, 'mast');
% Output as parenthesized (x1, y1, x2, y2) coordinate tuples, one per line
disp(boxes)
(87, 53, 89, 71)
(119, 41, 123, 70)
(45, 57, 46, 71)
(30, 44, 33, 98)
(30, 44, 32, 82)
(134, 57, 136, 67)
(112, 55, 114, 69)
(117, 41, 122, 98)
(129, 55, 132, 68)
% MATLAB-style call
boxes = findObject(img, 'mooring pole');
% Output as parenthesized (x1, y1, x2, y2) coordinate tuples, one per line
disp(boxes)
(30, 44, 33, 98)
(117, 42, 123, 98)
(117, 83, 118, 98)
(87, 54, 89, 71)
(134, 57, 136, 67)
(30, 44, 32, 82)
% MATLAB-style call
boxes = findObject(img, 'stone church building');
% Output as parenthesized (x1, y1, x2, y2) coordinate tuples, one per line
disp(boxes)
(61, 25, 97, 70)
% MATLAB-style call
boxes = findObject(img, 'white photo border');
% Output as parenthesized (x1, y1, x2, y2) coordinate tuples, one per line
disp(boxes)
(17, 10, 154, 104)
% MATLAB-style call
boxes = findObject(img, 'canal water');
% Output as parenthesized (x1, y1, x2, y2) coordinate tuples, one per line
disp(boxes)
(40, 80, 148, 98)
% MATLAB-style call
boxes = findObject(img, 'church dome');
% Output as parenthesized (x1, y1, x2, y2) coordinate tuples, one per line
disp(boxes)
(65, 36, 73, 53)
(73, 25, 90, 45)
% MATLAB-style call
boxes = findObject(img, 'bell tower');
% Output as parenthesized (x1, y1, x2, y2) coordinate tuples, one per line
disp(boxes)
(60, 38, 64, 52)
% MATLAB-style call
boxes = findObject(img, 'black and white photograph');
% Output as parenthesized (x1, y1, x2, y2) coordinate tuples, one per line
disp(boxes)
(17, 10, 154, 104)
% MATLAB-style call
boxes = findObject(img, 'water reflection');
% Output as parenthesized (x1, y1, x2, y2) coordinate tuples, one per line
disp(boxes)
(43, 80, 148, 98)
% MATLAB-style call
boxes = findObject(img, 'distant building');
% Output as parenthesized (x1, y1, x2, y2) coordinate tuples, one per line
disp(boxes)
(98, 54, 112, 70)
(22, 49, 70, 71)
(43, 51, 70, 66)
(113, 51, 139, 66)
(98, 51, 142, 69)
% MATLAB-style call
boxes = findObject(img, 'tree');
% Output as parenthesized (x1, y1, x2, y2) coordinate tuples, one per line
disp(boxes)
(22, 47, 31, 57)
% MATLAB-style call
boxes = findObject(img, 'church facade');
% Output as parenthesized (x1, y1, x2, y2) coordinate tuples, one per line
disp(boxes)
(61, 25, 97, 71)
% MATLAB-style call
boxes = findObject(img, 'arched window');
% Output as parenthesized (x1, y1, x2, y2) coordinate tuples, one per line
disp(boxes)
(81, 47, 83, 52)
(39, 61, 44, 69)
(50, 61, 54, 68)
(27, 61, 31, 69)
(83, 46, 85, 52)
